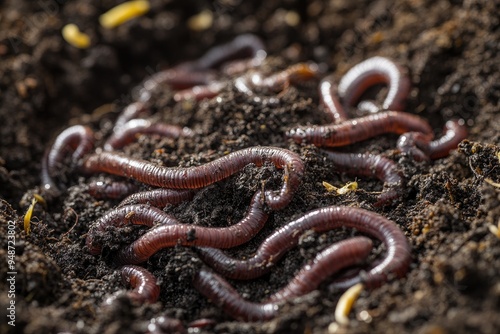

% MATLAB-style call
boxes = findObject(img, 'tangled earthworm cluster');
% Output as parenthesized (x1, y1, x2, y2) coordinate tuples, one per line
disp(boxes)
(40, 34, 468, 328)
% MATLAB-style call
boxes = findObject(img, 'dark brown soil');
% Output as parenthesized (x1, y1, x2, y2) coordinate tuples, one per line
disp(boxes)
(1, 1, 499, 333)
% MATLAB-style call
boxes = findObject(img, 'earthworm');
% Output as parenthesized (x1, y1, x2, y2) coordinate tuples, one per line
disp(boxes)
(41, 125, 95, 193)
(319, 74, 349, 123)
(235, 63, 319, 95)
(87, 180, 138, 199)
(118, 188, 195, 207)
(86, 204, 180, 255)
(87, 189, 200, 253)
(139, 34, 265, 101)
(195, 206, 411, 289)
(82, 146, 304, 210)
(147, 315, 186, 334)
(397, 119, 468, 161)
(120, 265, 160, 304)
(266, 237, 373, 302)
(173, 81, 226, 102)
(338, 56, 411, 113)
(113, 101, 150, 132)
(193, 237, 371, 322)
(141, 69, 217, 98)
(429, 120, 468, 159)
(320, 150, 404, 206)
(113, 191, 268, 264)
(286, 111, 433, 147)
(104, 118, 193, 151)
(183, 33, 266, 72)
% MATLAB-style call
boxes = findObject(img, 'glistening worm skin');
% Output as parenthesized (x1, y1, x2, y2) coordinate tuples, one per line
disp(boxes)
(193, 237, 371, 322)
(266, 237, 373, 302)
(184, 33, 266, 72)
(113, 101, 150, 132)
(338, 56, 411, 113)
(397, 120, 468, 161)
(319, 74, 349, 123)
(235, 63, 319, 95)
(118, 188, 196, 208)
(139, 34, 265, 101)
(41, 125, 95, 194)
(104, 118, 193, 151)
(82, 146, 304, 210)
(286, 111, 433, 147)
(195, 206, 411, 289)
(320, 151, 404, 206)
(113, 191, 269, 264)
(120, 265, 160, 304)
(319, 57, 410, 123)
(87, 180, 138, 200)
(86, 204, 181, 255)
(428, 120, 468, 159)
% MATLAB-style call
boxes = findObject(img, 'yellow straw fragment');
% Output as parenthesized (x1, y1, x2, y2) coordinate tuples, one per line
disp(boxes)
(323, 181, 358, 195)
(33, 193, 47, 210)
(62, 24, 91, 49)
(489, 221, 500, 239)
(24, 197, 38, 236)
(187, 9, 213, 31)
(484, 178, 500, 188)
(100, 1, 150, 29)
(335, 283, 364, 326)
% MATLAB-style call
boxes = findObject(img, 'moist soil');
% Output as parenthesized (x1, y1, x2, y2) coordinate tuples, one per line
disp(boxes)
(1, 1, 499, 333)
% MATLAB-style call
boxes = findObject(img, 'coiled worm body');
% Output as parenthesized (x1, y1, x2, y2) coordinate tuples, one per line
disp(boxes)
(194, 238, 372, 322)
(320, 151, 404, 206)
(82, 147, 304, 210)
(113, 191, 268, 264)
(41, 125, 95, 194)
(196, 206, 411, 289)
(286, 111, 433, 147)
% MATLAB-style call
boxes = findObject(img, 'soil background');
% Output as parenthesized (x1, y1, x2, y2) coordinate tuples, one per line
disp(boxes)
(1, 0, 499, 333)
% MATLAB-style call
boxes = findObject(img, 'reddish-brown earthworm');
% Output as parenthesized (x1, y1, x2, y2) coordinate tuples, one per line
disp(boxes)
(235, 63, 319, 95)
(113, 101, 150, 132)
(428, 120, 468, 159)
(338, 56, 411, 113)
(139, 34, 265, 101)
(173, 81, 226, 102)
(320, 150, 404, 206)
(319, 57, 410, 123)
(86, 204, 180, 255)
(118, 188, 195, 208)
(397, 119, 468, 161)
(181, 33, 266, 72)
(195, 206, 411, 289)
(87, 180, 138, 199)
(104, 118, 193, 151)
(87, 190, 200, 253)
(266, 237, 373, 302)
(112, 191, 268, 264)
(286, 110, 433, 147)
(82, 146, 304, 210)
(193, 237, 371, 322)
(41, 125, 95, 194)
(120, 265, 160, 304)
